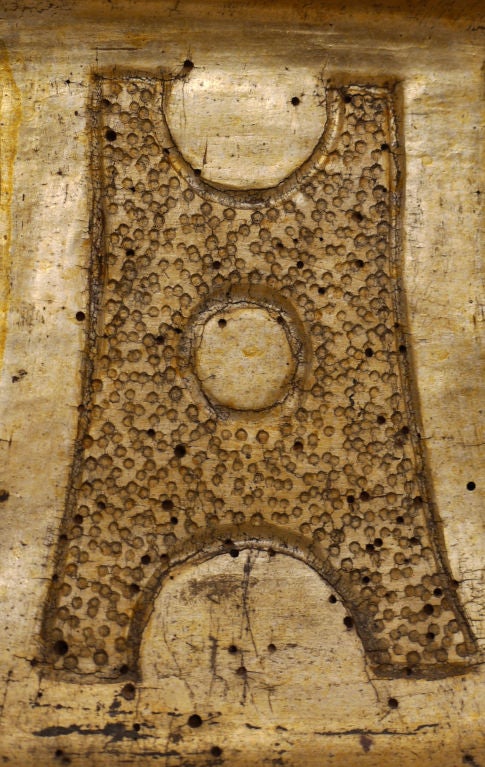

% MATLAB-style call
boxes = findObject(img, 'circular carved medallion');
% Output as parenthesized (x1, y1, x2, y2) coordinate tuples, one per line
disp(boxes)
(194, 304, 297, 411)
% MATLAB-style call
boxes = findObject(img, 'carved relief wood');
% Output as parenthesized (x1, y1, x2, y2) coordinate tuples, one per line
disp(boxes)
(0, 2, 483, 764)
(41, 74, 477, 682)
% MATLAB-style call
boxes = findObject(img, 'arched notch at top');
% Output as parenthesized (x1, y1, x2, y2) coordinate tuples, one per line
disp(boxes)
(162, 66, 342, 204)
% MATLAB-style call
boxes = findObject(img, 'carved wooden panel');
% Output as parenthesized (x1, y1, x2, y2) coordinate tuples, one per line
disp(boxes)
(0, 3, 483, 765)
(41, 75, 477, 681)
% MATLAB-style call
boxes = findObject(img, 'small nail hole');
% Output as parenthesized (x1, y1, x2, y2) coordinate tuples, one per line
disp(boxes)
(187, 713, 202, 728)
(121, 683, 136, 700)
(53, 640, 69, 656)
(236, 666, 247, 677)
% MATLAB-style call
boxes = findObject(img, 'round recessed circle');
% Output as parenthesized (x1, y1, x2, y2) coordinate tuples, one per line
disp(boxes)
(194, 305, 297, 412)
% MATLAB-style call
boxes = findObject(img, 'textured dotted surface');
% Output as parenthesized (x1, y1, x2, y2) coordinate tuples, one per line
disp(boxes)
(42, 76, 477, 680)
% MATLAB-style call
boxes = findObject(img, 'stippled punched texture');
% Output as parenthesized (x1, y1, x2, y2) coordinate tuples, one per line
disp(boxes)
(42, 75, 477, 680)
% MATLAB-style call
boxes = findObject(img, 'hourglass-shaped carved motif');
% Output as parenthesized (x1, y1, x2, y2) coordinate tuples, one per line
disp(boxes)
(41, 74, 477, 681)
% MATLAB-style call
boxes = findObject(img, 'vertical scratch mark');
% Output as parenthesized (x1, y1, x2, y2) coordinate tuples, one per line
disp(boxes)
(208, 633, 229, 701)
(0, 669, 13, 721)
(162, 620, 194, 702)
(241, 550, 258, 657)
(208, 633, 217, 699)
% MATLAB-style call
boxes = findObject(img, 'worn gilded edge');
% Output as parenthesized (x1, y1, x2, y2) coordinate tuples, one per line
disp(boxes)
(0, 42, 21, 372)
